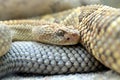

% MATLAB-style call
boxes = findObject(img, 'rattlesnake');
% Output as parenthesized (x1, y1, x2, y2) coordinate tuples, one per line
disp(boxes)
(0, 5, 120, 77)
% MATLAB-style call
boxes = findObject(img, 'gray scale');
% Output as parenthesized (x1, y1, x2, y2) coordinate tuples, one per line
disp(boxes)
(0, 41, 106, 77)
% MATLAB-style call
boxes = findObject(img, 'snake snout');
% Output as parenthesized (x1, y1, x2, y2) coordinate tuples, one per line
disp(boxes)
(64, 33, 80, 45)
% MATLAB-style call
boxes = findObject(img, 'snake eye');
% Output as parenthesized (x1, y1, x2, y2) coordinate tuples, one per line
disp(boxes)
(56, 29, 66, 36)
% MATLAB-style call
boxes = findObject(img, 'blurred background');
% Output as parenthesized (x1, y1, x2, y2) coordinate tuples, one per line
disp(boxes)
(101, 0, 120, 8)
(0, 0, 119, 20)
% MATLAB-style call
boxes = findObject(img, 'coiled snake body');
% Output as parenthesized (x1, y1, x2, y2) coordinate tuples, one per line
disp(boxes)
(0, 41, 105, 77)
(0, 5, 120, 77)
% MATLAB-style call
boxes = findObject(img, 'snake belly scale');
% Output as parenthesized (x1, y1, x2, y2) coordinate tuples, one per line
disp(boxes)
(0, 5, 120, 77)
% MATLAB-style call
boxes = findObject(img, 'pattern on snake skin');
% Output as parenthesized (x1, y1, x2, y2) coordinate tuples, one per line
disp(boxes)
(37, 5, 120, 74)
(0, 41, 106, 77)
(0, 5, 120, 77)
(62, 5, 120, 73)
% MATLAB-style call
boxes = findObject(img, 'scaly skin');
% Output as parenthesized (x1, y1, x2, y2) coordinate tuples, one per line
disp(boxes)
(61, 5, 120, 73)
(32, 5, 120, 73)
(0, 5, 120, 75)
(0, 20, 80, 46)
(0, 24, 11, 57)
(0, 41, 106, 77)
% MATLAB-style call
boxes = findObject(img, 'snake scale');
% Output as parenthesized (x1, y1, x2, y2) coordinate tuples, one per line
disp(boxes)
(0, 5, 120, 77)
(0, 41, 105, 77)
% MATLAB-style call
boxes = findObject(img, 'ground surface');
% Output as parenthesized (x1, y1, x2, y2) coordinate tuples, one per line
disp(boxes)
(1, 70, 120, 80)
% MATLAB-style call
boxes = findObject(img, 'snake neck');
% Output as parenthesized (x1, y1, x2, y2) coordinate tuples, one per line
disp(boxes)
(9, 24, 34, 41)
(0, 20, 48, 41)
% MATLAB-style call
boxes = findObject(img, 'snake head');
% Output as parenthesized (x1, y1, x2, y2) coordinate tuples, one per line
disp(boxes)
(32, 23, 80, 45)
